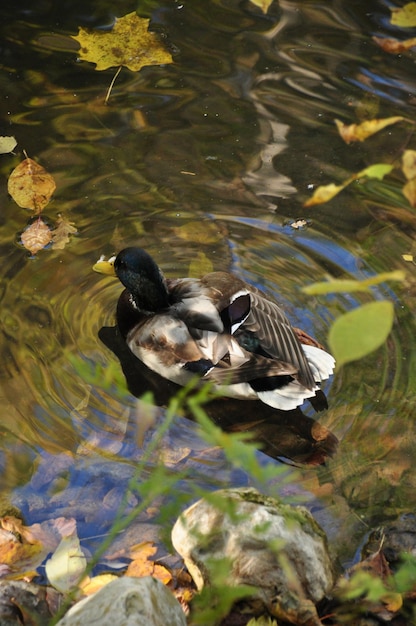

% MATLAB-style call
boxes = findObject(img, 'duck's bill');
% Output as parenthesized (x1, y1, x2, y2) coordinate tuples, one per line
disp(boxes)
(93, 255, 116, 276)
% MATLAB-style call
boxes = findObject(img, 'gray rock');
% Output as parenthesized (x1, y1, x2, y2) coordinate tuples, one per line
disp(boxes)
(171, 487, 334, 625)
(56, 576, 186, 626)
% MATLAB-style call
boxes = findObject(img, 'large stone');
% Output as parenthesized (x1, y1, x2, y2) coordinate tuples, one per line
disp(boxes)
(172, 487, 334, 625)
(56, 576, 186, 626)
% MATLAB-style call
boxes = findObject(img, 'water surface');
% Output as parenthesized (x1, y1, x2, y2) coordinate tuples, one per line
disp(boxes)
(1, 0, 416, 572)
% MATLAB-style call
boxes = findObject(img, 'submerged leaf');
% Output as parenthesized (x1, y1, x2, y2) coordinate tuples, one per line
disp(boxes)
(8, 157, 56, 212)
(21, 218, 52, 254)
(45, 531, 87, 593)
(328, 301, 394, 367)
(390, 2, 416, 27)
(72, 12, 173, 72)
(334, 116, 404, 143)
(51, 215, 78, 249)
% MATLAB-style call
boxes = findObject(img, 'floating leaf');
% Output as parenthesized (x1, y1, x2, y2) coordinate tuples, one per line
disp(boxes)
(0, 136, 17, 154)
(72, 12, 173, 72)
(402, 254, 414, 262)
(8, 157, 56, 212)
(51, 215, 77, 249)
(373, 36, 416, 53)
(390, 2, 416, 27)
(304, 182, 346, 207)
(21, 218, 52, 255)
(303, 271, 405, 295)
(357, 163, 394, 180)
(304, 163, 394, 207)
(402, 149, 416, 180)
(249, 0, 274, 13)
(45, 530, 87, 593)
(334, 116, 404, 144)
(328, 301, 394, 367)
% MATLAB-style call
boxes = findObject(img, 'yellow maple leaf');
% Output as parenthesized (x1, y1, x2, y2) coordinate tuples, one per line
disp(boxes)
(72, 12, 173, 72)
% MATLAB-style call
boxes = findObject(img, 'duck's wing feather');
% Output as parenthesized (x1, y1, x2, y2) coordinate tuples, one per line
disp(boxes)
(239, 289, 316, 390)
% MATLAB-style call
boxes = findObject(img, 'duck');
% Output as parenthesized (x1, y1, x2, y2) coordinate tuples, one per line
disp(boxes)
(94, 247, 335, 412)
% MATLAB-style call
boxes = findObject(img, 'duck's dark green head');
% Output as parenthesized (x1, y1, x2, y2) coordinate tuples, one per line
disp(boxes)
(114, 247, 169, 313)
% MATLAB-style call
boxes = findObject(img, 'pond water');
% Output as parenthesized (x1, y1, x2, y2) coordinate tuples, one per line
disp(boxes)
(1, 0, 416, 577)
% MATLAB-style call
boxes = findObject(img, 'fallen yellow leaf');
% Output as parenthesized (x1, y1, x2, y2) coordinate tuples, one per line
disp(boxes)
(391, 2, 416, 27)
(8, 157, 56, 212)
(304, 182, 347, 207)
(334, 116, 404, 144)
(80, 573, 119, 595)
(72, 12, 173, 72)
(21, 218, 52, 254)
(402, 254, 414, 262)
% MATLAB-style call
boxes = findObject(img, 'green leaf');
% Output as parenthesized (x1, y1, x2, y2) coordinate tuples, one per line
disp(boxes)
(303, 270, 405, 295)
(329, 301, 394, 366)
(357, 163, 394, 180)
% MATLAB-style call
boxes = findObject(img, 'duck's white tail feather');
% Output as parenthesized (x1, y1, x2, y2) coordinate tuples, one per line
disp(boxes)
(302, 344, 335, 382)
(257, 381, 318, 411)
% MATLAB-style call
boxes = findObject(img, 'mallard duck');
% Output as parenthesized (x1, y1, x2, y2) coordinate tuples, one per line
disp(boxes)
(95, 247, 335, 411)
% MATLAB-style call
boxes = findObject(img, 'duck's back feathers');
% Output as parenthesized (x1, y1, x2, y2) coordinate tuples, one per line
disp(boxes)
(112, 249, 335, 412)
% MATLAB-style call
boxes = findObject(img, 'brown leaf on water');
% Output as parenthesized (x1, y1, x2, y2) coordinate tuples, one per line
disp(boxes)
(8, 157, 56, 212)
(51, 215, 78, 249)
(21, 218, 52, 255)
(334, 116, 404, 144)
(373, 35, 416, 53)
(72, 12, 173, 72)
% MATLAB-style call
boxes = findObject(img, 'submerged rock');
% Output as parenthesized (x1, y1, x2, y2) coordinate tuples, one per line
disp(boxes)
(55, 576, 186, 626)
(171, 487, 334, 625)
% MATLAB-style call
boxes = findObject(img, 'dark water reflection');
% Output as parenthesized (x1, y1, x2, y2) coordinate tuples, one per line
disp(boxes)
(1, 0, 416, 570)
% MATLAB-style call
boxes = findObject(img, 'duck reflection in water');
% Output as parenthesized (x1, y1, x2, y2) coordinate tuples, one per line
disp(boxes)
(96, 247, 338, 466)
